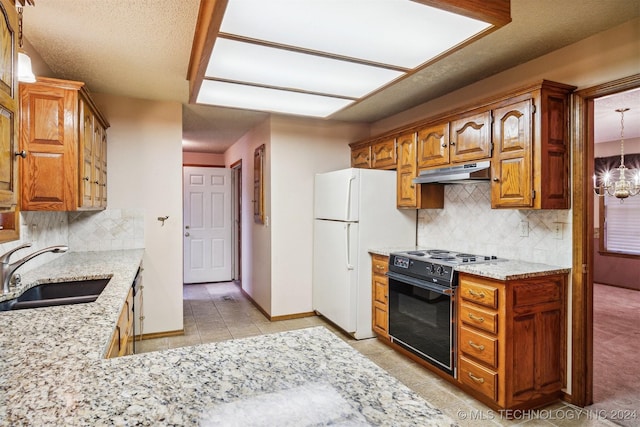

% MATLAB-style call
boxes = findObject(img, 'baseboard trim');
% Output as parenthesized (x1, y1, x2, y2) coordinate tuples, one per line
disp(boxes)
(270, 311, 316, 321)
(136, 329, 184, 341)
(238, 285, 316, 322)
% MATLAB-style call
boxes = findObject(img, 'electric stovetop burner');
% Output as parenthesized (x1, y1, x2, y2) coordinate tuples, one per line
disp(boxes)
(394, 249, 504, 265)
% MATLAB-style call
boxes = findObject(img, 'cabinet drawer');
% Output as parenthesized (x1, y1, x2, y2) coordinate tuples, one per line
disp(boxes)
(459, 356, 498, 401)
(371, 255, 389, 274)
(460, 303, 498, 334)
(460, 279, 498, 309)
(513, 278, 562, 308)
(460, 326, 498, 368)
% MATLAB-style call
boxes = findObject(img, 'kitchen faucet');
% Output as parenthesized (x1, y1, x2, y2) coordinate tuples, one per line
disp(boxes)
(0, 243, 69, 295)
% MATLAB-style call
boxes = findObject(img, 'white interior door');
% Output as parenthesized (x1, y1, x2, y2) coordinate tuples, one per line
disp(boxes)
(183, 167, 232, 283)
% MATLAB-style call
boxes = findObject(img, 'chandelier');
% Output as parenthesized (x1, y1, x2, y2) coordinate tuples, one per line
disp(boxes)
(593, 108, 640, 200)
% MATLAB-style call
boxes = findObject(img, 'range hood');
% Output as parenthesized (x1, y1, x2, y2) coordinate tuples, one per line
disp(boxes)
(413, 161, 491, 184)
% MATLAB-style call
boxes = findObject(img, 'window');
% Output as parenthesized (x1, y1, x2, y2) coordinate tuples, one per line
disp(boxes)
(603, 195, 640, 255)
(596, 153, 640, 256)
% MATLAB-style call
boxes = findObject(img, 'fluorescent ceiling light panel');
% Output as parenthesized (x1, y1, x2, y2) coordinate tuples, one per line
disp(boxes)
(199, 0, 495, 117)
(197, 80, 354, 117)
(220, 0, 492, 69)
(206, 38, 404, 98)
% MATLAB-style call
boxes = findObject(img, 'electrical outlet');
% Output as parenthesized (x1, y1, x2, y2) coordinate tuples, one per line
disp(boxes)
(520, 221, 529, 237)
(553, 222, 563, 240)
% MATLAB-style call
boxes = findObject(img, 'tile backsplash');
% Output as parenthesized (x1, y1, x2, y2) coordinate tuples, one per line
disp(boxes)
(418, 183, 572, 267)
(68, 209, 144, 252)
(0, 209, 144, 275)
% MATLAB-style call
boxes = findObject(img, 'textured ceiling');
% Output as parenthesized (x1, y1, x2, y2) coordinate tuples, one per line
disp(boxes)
(22, 0, 640, 153)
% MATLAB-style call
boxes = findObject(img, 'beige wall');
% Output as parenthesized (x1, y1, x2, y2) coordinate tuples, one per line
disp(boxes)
(223, 116, 368, 317)
(224, 119, 272, 314)
(269, 117, 368, 317)
(93, 93, 184, 335)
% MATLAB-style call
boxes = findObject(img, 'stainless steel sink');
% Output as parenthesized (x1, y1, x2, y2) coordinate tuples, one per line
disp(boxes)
(0, 278, 110, 311)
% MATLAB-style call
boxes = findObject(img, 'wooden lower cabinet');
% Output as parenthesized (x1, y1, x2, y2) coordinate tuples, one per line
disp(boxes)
(371, 254, 389, 339)
(457, 272, 566, 410)
(107, 287, 134, 358)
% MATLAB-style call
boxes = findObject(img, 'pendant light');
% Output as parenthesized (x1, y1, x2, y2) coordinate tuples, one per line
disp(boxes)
(593, 108, 640, 200)
(17, 6, 36, 83)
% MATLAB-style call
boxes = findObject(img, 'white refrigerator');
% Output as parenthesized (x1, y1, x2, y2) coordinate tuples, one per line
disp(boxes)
(312, 168, 416, 339)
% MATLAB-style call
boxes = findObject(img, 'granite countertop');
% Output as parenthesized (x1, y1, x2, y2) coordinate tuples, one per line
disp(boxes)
(369, 247, 570, 280)
(1, 251, 456, 426)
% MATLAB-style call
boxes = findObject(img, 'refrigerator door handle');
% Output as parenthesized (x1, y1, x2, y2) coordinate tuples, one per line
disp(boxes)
(345, 174, 355, 220)
(345, 223, 354, 270)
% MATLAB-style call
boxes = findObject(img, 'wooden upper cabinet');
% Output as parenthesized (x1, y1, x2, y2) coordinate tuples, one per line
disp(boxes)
(0, 0, 19, 243)
(79, 97, 108, 209)
(397, 131, 444, 209)
(491, 99, 533, 208)
(350, 143, 371, 169)
(20, 77, 109, 211)
(371, 138, 396, 170)
(450, 111, 492, 163)
(417, 122, 449, 169)
(0, 0, 18, 211)
(397, 132, 418, 208)
(491, 81, 574, 209)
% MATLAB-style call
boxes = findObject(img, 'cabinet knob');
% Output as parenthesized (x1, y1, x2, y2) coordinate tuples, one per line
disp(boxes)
(441, 143, 447, 148)
(449, 141, 456, 146)
(14, 150, 27, 158)
(492, 177, 500, 182)
(83, 176, 90, 181)
(93, 180, 99, 184)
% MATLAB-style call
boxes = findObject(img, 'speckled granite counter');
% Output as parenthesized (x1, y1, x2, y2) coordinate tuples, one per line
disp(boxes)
(456, 260, 570, 281)
(1, 251, 456, 426)
(369, 248, 570, 280)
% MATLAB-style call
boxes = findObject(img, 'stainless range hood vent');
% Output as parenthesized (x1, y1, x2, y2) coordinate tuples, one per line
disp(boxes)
(413, 161, 491, 184)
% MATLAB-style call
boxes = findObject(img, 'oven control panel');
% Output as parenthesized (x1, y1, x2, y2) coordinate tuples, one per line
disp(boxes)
(393, 256, 410, 269)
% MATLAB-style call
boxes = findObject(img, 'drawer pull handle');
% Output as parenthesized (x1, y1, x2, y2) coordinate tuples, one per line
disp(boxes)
(468, 289, 486, 298)
(468, 373, 485, 384)
(468, 341, 485, 351)
(376, 265, 385, 270)
(468, 313, 485, 323)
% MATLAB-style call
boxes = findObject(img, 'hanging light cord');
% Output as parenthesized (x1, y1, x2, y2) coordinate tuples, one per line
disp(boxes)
(18, 7, 24, 49)
(616, 108, 628, 168)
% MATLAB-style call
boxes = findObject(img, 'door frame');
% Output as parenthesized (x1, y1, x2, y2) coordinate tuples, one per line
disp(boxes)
(231, 159, 242, 282)
(570, 73, 640, 407)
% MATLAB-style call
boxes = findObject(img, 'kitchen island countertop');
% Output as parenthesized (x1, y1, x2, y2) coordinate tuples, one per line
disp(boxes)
(1, 250, 455, 426)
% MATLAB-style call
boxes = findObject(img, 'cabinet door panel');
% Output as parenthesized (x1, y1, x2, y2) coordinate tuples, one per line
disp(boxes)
(371, 138, 396, 169)
(536, 309, 563, 389)
(492, 100, 533, 208)
(80, 101, 94, 207)
(396, 132, 417, 207)
(0, 105, 16, 207)
(417, 123, 449, 168)
(351, 145, 370, 168)
(20, 85, 77, 210)
(512, 313, 536, 397)
(451, 111, 492, 163)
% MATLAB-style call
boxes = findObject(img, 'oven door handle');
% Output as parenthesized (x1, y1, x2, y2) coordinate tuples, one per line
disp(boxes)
(386, 271, 454, 296)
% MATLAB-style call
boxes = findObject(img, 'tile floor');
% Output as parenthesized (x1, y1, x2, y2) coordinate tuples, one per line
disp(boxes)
(138, 282, 619, 427)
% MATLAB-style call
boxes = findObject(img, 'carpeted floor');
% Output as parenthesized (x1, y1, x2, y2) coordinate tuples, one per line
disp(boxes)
(586, 283, 640, 427)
